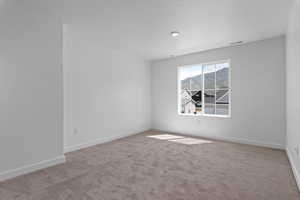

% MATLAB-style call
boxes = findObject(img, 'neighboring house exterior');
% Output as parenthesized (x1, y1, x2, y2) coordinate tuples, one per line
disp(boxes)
(183, 100, 196, 114)
(181, 90, 202, 114)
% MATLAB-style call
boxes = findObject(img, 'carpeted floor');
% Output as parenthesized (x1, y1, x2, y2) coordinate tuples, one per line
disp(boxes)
(0, 130, 299, 200)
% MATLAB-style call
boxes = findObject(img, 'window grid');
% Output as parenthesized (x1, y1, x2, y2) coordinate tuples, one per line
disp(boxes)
(178, 60, 231, 117)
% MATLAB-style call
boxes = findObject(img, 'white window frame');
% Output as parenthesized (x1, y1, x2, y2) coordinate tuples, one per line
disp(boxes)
(177, 59, 231, 118)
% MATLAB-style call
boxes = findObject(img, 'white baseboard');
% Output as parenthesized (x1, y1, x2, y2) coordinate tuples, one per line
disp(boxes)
(286, 148, 300, 191)
(64, 130, 149, 153)
(0, 155, 66, 182)
(151, 129, 285, 150)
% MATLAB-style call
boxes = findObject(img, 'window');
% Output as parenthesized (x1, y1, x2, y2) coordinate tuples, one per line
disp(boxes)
(178, 60, 230, 117)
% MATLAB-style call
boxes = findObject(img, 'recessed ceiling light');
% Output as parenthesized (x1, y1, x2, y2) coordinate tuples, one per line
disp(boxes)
(170, 31, 180, 37)
(230, 41, 243, 45)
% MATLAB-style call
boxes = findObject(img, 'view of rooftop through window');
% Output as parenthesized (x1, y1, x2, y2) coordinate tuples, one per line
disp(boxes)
(178, 61, 230, 117)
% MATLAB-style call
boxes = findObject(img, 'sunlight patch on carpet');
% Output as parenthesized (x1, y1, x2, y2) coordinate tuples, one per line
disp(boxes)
(147, 134, 213, 145)
(169, 138, 212, 145)
(147, 134, 185, 140)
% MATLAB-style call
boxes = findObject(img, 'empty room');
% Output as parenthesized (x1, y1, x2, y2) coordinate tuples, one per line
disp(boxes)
(0, 0, 300, 199)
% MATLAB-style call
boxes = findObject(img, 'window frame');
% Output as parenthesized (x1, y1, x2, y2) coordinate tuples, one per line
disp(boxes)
(177, 59, 231, 118)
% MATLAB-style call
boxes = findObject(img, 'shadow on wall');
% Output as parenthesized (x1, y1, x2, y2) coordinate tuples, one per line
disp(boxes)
(147, 134, 213, 145)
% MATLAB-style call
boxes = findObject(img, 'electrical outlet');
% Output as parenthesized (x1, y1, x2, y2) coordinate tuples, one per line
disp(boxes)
(73, 128, 78, 135)
(294, 146, 299, 156)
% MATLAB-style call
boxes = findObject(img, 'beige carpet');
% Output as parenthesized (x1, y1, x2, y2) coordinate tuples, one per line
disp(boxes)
(0, 130, 299, 200)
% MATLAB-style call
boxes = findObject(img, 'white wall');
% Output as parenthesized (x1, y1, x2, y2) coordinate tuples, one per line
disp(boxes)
(0, 0, 64, 179)
(63, 25, 151, 152)
(286, 0, 300, 188)
(151, 36, 286, 149)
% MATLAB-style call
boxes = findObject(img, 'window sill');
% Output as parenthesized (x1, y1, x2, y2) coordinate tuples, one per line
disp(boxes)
(178, 113, 231, 118)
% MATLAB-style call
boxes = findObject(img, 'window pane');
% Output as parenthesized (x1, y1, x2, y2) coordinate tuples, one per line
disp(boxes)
(216, 62, 229, 89)
(216, 104, 229, 115)
(180, 91, 191, 114)
(181, 80, 190, 90)
(216, 89, 229, 116)
(190, 75, 202, 90)
(204, 89, 215, 114)
(179, 65, 202, 90)
(191, 90, 202, 114)
(204, 64, 215, 89)
(216, 89, 229, 104)
(204, 90, 215, 104)
(205, 104, 215, 115)
(180, 90, 202, 115)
